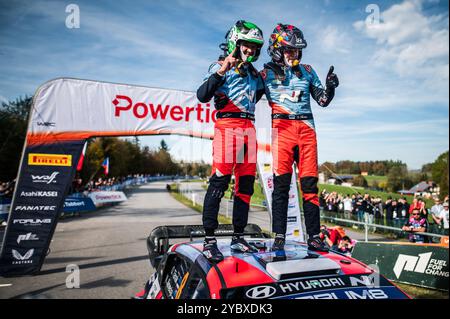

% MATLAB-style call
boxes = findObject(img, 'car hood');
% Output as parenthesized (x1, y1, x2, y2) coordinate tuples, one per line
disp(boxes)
(175, 238, 410, 299)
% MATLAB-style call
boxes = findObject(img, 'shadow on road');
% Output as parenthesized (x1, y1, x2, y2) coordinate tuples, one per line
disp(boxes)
(38, 255, 149, 276)
(10, 276, 133, 298)
(11, 283, 65, 299)
(80, 276, 132, 289)
(50, 239, 147, 255)
(43, 256, 105, 264)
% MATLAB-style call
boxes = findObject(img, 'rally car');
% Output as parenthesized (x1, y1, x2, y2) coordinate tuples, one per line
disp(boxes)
(135, 224, 410, 299)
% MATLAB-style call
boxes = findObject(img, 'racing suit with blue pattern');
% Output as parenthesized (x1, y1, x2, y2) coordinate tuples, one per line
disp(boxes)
(262, 63, 335, 237)
(197, 62, 265, 236)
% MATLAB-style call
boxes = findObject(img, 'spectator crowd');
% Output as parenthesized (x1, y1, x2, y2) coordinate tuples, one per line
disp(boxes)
(70, 176, 130, 194)
(320, 190, 449, 241)
(0, 179, 15, 198)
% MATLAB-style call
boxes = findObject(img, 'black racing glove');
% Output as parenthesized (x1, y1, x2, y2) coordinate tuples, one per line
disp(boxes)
(325, 66, 339, 90)
(213, 93, 229, 110)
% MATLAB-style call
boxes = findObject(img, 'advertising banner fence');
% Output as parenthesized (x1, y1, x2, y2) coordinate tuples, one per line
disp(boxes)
(352, 241, 449, 291)
(0, 197, 11, 222)
(88, 191, 128, 207)
(63, 196, 96, 213)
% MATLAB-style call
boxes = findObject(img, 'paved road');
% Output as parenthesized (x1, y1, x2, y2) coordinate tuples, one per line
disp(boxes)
(0, 182, 202, 299)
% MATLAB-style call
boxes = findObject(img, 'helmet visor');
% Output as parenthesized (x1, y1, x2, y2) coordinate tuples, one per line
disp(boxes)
(237, 21, 264, 46)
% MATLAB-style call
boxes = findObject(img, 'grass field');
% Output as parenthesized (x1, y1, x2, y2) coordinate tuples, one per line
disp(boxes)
(396, 282, 448, 299)
(320, 183, 407, 201)
(169, 183, 231, 224)
(318, 183, 435, 208)
(349, 174, 388, 187)
(222, 180, 433, 207)
(224, 182, 266, 206)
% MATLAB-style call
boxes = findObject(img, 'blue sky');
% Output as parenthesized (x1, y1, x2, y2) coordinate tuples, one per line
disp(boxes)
(0, 0, 448, 169)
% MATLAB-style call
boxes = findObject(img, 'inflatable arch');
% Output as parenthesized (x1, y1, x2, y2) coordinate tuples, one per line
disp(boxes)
(0, 78, 304, 276)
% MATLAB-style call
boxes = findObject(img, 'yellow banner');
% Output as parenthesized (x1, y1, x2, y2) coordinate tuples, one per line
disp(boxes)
(28, 153, 72, 166)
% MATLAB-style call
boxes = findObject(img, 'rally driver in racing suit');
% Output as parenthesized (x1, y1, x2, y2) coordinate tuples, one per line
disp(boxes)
(197, 20, 265, 263)
(262, 24, 339, 251)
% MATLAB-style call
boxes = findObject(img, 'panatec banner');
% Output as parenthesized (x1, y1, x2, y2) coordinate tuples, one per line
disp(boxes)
(0, 78, 304, 276)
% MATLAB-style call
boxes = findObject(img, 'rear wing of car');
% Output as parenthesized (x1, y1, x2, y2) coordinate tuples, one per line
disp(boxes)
(147, 224, 269, 268)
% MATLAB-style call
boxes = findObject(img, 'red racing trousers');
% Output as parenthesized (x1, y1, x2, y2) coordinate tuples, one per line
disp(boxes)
(271, 119, 320, 237)
(203, 118, 257, 236)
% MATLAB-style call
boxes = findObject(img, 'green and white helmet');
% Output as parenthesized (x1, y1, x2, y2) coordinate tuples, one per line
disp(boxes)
(225, 20, 264, 62)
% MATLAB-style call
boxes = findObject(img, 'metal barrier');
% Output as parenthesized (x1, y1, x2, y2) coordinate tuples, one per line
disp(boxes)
(0, 175, 182, 222)
(70, 175, 181, 197)
(172, 184, 448, 244)
(321, 213, 448, 242)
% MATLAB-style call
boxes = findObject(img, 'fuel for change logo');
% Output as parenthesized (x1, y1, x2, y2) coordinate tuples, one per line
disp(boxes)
(28, 153, 72, 166)
(393, 252, 449, 279)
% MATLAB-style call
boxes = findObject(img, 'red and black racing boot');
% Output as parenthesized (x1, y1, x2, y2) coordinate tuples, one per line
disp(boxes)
(230, 234, 257, 253)
(203, 237, 224, 263)
(271, 234, 286, 251)
(307, 235, 329, 252)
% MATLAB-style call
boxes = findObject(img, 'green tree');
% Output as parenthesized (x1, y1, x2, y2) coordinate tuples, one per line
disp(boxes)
(421, 162, 433, 178)
(319, 162, 336, 180)
(387, 165, 409, 192)
(79, 138, 105, 183)
(353, 175, 368, 188)
(373, 161, 387, 175)
(160, 139, 169, 151)
(0, 96, 32, 181)
(431, 151, 448, 199)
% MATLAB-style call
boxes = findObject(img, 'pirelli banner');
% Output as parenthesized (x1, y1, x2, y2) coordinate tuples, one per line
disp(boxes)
(0, 78, 304, 276)
(0, 143, 84, 276)
(352, 241, 449, 291)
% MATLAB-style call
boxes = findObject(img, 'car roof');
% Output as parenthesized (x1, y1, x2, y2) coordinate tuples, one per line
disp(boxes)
(172, 238, 373, 288)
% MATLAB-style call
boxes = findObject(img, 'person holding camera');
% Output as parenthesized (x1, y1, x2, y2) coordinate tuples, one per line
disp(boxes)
(319, 225, 342, 251)
(337, 236, 354, 255)
(433, 202, 449, 235)
(402, 208, 427, 243)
